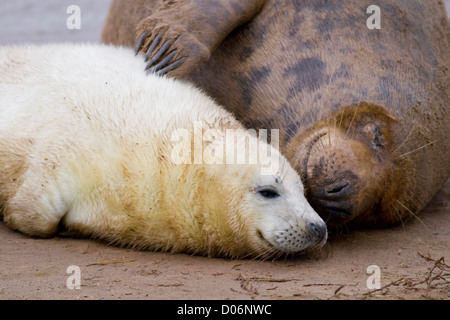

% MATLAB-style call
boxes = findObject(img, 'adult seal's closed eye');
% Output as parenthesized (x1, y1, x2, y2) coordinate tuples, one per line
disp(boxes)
(102, 0, 450, 228)
(0, 43, 327, 259)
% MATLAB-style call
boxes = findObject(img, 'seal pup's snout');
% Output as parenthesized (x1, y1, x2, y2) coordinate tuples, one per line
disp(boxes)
(307, 221, 327, 246)
(268, 216, 327, 253)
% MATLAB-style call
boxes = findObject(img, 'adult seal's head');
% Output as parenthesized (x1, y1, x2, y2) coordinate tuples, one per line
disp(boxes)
(286, 103, 404, 226)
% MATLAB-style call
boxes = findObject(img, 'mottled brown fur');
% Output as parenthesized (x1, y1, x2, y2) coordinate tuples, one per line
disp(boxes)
(102, 0, 450, 227)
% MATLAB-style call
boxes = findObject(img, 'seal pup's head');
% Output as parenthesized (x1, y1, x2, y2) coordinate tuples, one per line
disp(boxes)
(287, 103, 410, 227)
(241, 160, 328, 258)
(195, 126, 327, 259)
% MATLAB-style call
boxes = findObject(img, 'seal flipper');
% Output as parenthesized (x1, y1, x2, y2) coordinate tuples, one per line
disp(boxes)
(136, 31, 186, 75)
(2, 173, 70, 238)
(139, 34, 186, 76)
(134, 20, 210, 78)
(133, 0, 266, 78)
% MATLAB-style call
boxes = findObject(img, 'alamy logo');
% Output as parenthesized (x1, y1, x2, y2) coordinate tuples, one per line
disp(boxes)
(366, 265, 381, 290)
(66, 5, 81, 30)
(66, 265, 81, 289)
(170, 121, 280, 175)
(366, 5, 381, 29)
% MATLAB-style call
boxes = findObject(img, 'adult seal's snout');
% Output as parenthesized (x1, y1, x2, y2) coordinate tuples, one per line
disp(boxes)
(300, 124, 391, 225)
(309, 180, 356, 222)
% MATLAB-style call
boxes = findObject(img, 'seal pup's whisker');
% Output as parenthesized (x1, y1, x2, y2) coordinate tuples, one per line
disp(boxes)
(280, 157, 289, 184)
(278, 215, 295, 230)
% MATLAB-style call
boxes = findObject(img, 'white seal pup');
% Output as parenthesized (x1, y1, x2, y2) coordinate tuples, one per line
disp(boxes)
(0, 43, 326, 258)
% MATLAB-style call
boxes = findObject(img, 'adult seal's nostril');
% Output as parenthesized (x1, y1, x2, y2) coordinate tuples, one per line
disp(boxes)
(307, 179, 356, 224)
(307, 221, 327, 244)
(325, 180, 351, 198)
(310, 180, 354, 201)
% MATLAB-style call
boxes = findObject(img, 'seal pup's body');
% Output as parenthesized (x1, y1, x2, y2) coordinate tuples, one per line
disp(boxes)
(102, 0, 450, 227)
(0, 44, 326, 258)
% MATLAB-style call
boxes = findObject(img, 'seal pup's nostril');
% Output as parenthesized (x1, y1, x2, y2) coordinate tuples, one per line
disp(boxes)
(307, 221, 327, 244)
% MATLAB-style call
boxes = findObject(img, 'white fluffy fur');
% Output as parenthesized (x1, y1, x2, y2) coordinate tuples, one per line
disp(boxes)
(0, 43, 326, 258)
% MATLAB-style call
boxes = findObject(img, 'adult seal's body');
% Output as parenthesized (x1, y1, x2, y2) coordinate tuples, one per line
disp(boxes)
(0, 44, 327, 259)
(102, 0, 450, 227)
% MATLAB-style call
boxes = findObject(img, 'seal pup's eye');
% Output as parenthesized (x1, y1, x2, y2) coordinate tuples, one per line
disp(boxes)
(257, 186, 281, 199)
